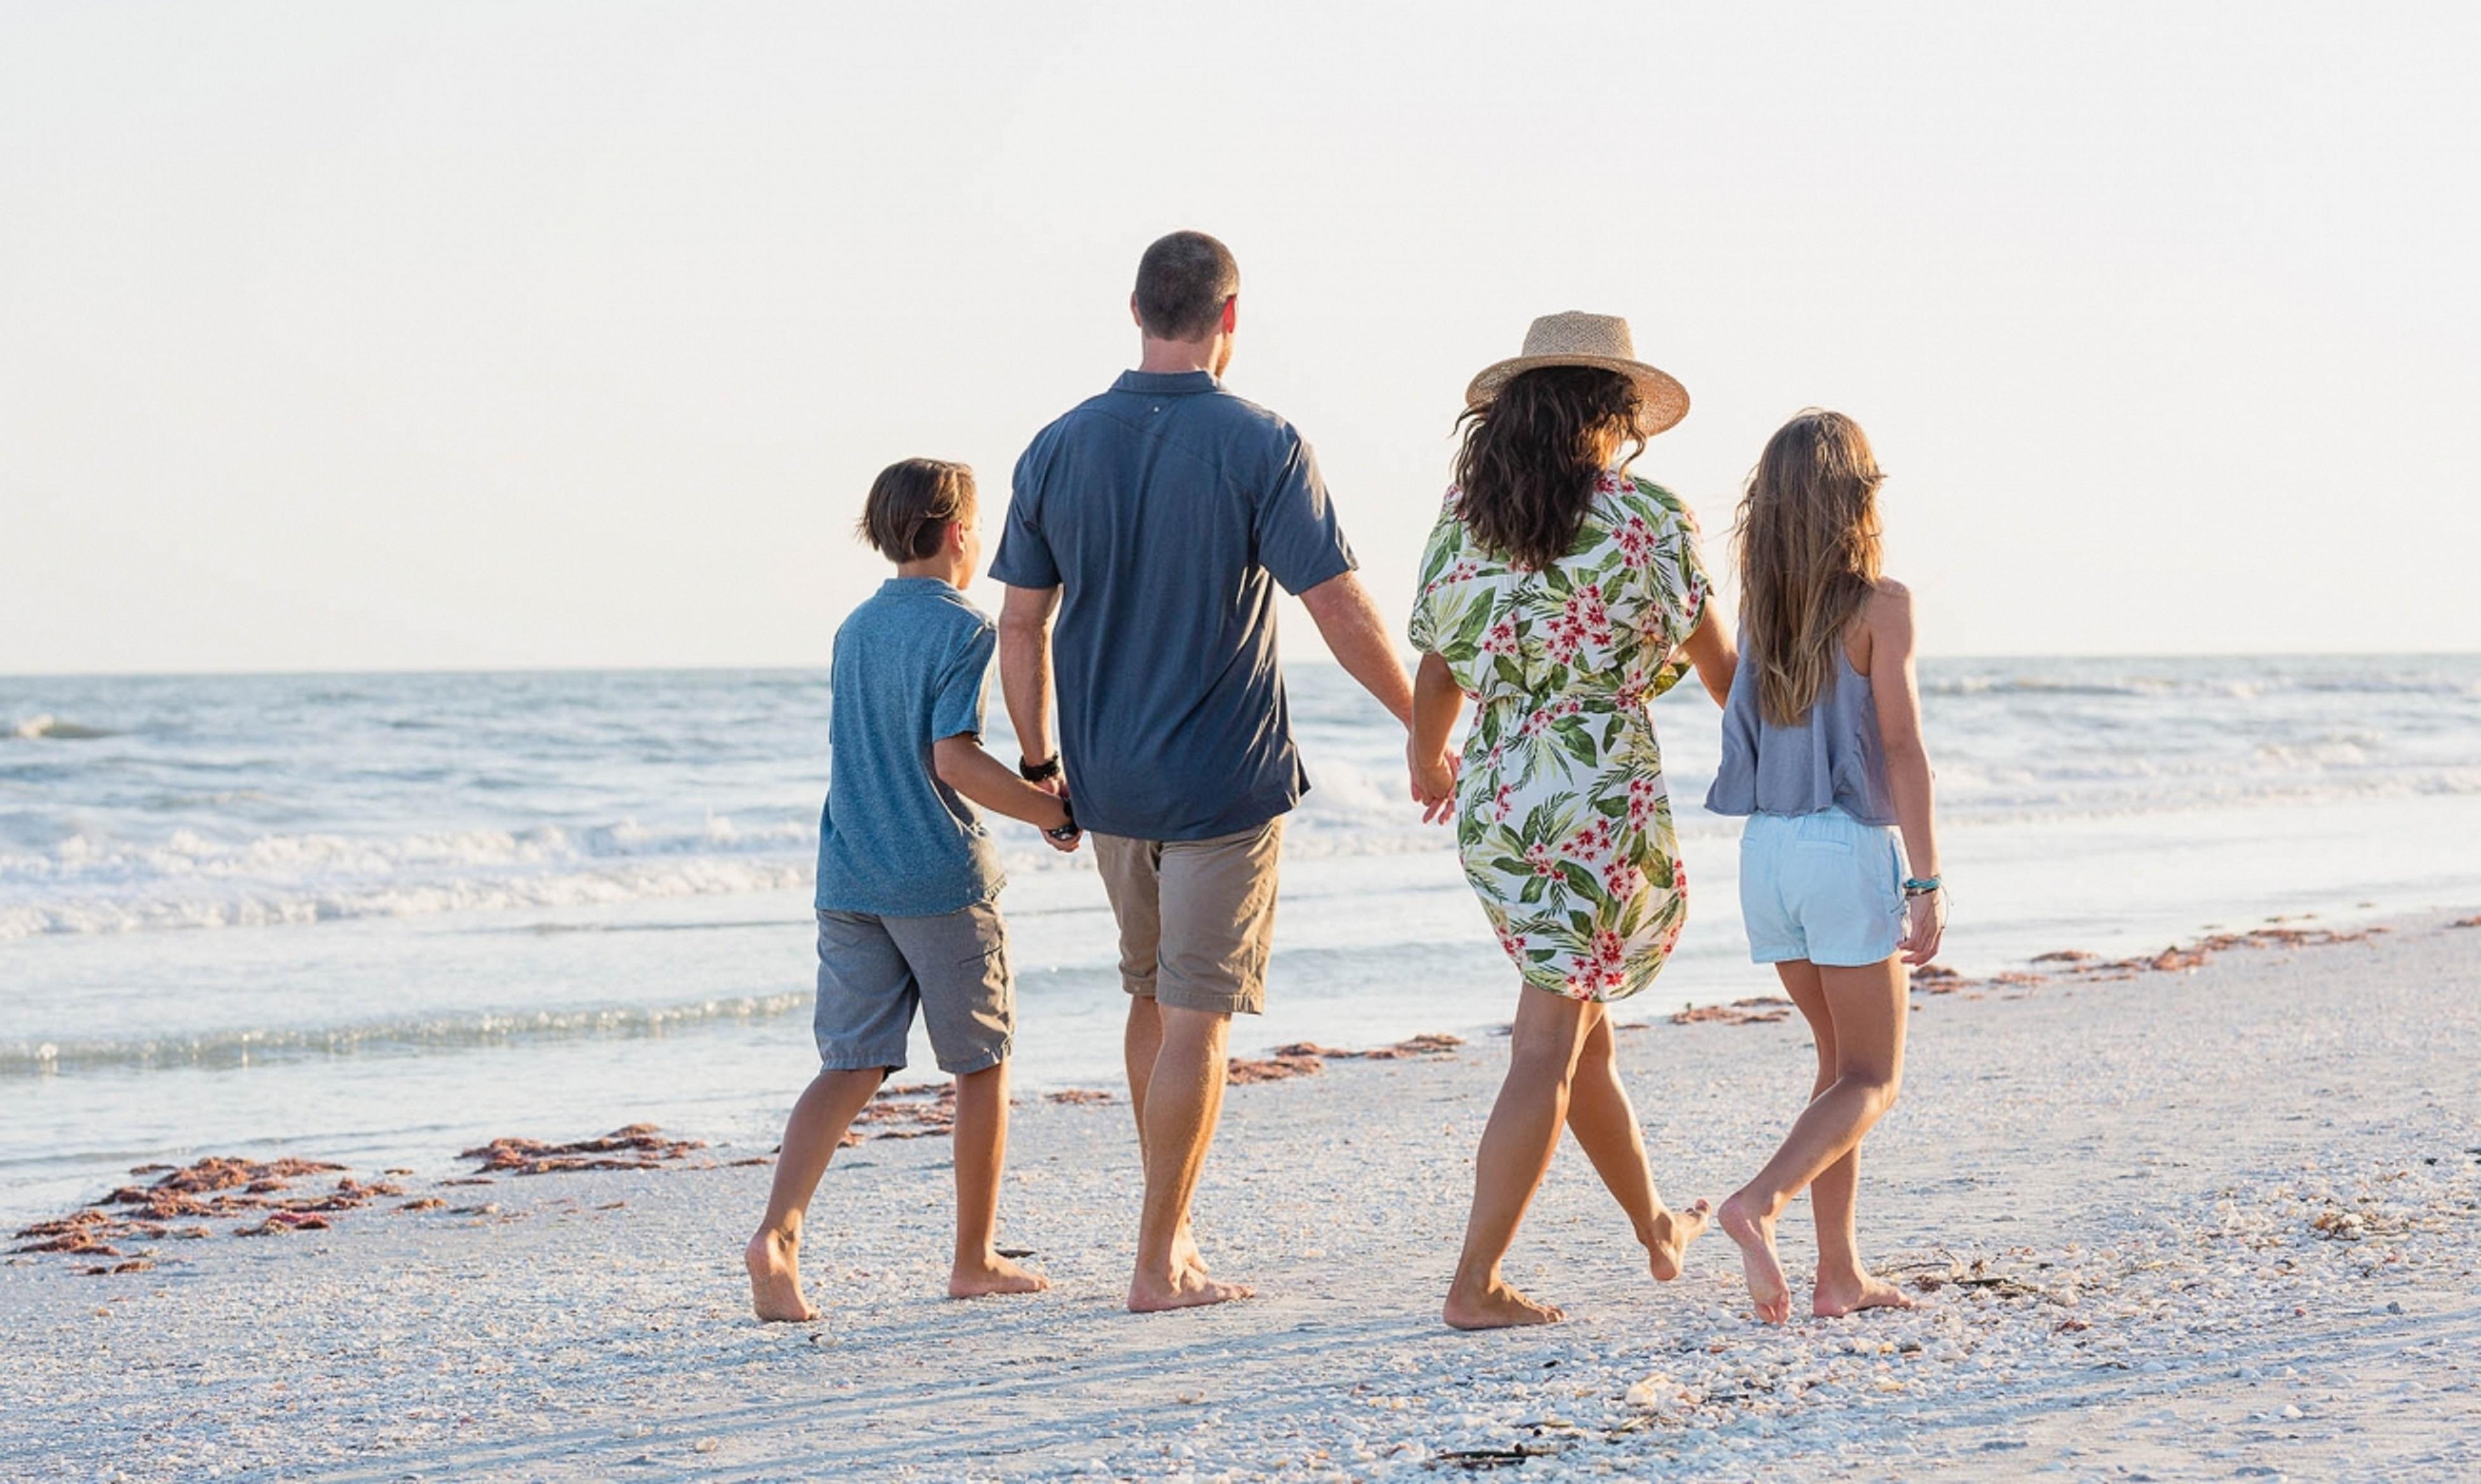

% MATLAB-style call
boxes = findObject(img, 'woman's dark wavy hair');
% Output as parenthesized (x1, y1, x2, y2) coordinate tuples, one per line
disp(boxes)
(1452, 367, 1644, 570)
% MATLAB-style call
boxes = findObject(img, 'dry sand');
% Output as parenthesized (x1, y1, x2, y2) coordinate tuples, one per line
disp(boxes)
(7, 911, 2479, 1481)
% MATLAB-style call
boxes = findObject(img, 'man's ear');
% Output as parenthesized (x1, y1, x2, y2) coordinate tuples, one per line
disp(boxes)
(1220, 296, 1239, 334)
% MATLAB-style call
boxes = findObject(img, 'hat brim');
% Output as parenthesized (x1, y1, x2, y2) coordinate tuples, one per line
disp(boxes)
(1465, 355, 1690, 438)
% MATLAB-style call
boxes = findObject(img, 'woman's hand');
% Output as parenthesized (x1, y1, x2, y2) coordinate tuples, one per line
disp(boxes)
(1900, 888, 1945, 967)
(1408, 738, 1459, 824)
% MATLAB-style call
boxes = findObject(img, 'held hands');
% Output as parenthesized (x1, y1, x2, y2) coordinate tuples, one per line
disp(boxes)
(1407, 738, 1459, 826)
(1900, 888, 1946, 966)
(1020, 755, 1081, 854)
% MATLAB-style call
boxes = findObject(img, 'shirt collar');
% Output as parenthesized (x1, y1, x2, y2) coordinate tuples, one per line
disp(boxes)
(881, 576, 958, 597)
(1112, 370, 1220, 396)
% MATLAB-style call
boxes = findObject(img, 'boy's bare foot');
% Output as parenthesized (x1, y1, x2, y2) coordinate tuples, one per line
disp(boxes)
(1443, 1276, 1565, 1330)
(1813, 1270, 1917, 1318)
(1644, 1198, 1712, 1282)
(1717, 1193, 1792, 1324)
(745, 1228, 818, 1323)
(949, 1251, 1051, 1299)
(1173, 1223, 1209, 1277)
(1128, 1266, 1256, 1313)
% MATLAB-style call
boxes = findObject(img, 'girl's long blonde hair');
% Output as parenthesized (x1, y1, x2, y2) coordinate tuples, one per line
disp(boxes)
(1733, 410, 1885, 727)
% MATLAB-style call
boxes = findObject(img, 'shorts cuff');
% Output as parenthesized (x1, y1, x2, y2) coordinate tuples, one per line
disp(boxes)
(817, 1049, 906, 1074)
(934, 1039, 1012, 1077)
(1155, 984, 1258, 1017)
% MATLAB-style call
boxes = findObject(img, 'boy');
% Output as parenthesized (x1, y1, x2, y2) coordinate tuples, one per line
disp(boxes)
(746, 457, 1078, 1322)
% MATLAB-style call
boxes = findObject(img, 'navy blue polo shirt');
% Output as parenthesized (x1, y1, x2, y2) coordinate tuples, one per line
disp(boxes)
(992, 370, 1357, 841)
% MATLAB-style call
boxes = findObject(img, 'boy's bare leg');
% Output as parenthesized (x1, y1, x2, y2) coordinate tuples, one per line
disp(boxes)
(1563, 1008, 1710, 1280)
(1719, 956, 1910, 1324)
(949, 1060, 1048, 1298)
(1127, 1005, 1253, 1311)
(1443, 990, 1595, 1329)
(746, 1066, 887, 1322)
(1123, 996, 1206, 1277)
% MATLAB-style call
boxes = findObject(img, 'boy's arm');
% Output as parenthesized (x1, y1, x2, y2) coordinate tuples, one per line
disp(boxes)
(1299, 571, 1416, 728)
(998, 584, 1062, 772)
(934, 736, 1073, 833)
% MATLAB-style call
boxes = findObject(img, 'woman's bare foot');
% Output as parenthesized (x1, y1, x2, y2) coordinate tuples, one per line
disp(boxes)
(1128, 1265, 1256, 1313)
(1443, 1275, 1566, 1330)
(949, 1251, 1051, 1299)
(1717, 1194, 1792, 1324)
(1644, 1199, 1712, 1282)
(1813, 1269, 1917, 1318)
(745, 1228, 818, 1323)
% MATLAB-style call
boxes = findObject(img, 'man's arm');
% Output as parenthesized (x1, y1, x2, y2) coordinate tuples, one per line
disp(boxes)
(998, 583, 1062, 771)
(1298, 571, 1414, 729)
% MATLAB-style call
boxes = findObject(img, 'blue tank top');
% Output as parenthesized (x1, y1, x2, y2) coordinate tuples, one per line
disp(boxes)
(1704, 641, 1896, 825)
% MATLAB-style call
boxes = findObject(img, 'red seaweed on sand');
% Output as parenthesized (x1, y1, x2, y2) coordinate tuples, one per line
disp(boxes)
(457, 1123, 706, 1176)
(13, 1155, 405, 1268)
(1669, 998, 1794, 1027)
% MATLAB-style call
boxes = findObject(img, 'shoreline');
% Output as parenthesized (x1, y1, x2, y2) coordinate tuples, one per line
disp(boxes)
(9, 906, 2479, 1479)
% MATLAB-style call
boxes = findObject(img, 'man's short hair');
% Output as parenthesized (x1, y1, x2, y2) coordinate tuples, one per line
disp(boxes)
(1134, 230, 1240, 342)
(857, 458, 974, 563)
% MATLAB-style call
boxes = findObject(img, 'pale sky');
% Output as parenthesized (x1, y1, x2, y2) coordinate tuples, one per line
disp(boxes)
(3, 2, 2475, 674)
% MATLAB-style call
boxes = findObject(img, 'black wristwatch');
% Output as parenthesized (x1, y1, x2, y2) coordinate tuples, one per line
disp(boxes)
(1019, 755, 1063, 783)
(1045, 794, 1079, 843)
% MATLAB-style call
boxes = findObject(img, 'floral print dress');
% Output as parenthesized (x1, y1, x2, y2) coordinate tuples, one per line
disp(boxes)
(1407, 470, 1710, 1002)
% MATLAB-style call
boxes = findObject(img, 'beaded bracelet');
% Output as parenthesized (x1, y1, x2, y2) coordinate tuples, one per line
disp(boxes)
(1902, 876, 1943, 897)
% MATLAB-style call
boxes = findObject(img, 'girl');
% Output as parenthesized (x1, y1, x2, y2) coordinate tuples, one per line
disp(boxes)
(1708, 410, 1946, 1324)
(1407, 312, 1736, 1329)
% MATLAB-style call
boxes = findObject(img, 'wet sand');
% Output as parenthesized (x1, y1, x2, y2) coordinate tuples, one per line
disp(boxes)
(6, 910, 2478, 1480)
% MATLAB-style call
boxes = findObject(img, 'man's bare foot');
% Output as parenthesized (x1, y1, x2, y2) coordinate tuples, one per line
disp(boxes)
(1813, 1270, 1917, 1318)
(1644, 1198, 1712, 1282)
(1442, 1275, 1566, 1330)
(745, 1228, 818, 1322)
(949, 1251, 1051, 1299)
(1717, 1194, 1792, 1324)
(1128, 1265, 1256, 1313)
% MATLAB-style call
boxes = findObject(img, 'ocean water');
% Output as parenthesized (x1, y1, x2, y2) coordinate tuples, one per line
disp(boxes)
(4, 656, 2479, 1227)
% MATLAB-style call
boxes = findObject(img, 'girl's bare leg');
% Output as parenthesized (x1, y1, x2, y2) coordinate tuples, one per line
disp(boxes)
(1772, 961, 1915, 1317)
(1563, 1010, 1710, 1280)
(1718, 956, 1908, 1323)
(746, 1066, 888, 1322)
(1443, 990, 1596, 1329)
(948, 1060, 1049, 1298)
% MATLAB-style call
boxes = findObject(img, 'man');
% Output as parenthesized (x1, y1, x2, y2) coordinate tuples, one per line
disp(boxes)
(994, 230, 1415, 1312)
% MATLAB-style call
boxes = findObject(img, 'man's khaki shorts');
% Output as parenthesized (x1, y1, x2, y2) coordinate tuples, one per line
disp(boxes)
(1091, 819, 1284, 1017)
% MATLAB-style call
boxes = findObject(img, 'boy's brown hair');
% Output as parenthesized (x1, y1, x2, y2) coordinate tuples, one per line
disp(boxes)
(857, 458, 975, 563)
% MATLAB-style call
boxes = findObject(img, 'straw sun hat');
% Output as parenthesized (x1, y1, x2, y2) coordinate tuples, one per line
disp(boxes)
(1464, 311, 1690, 438)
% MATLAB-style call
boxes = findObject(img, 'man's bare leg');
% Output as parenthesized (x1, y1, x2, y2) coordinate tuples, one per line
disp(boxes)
(1443, 989, 1595, 1329)
(1123, 996, 1206, 1277)
(746, 1066, 887, 1322)
(948, 1060, 1048, 1299)
(1719, 956, 1909, 1324)
(1127, 1004, 1253, 1311)
(1563, 1010, 1710, 1281)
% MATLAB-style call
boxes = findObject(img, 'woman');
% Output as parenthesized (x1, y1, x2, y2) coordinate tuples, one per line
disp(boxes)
(1407, 312, 1736, 1329)
(1707, 410, 1946, 1324)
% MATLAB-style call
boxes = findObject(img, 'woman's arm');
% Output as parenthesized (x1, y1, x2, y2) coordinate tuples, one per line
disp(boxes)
(934, 736, 1075, 835)
(1864, 579, 1942, 964)
(1409, 652, 1464, 824)
(1678, 606, 1737, 707)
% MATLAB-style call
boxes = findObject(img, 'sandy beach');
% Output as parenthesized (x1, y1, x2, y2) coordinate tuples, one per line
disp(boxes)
(9, 909, 2479, 1481)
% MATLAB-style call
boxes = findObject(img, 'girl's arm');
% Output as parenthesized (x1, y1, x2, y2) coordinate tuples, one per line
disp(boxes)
(1863, 580, 1942, 964)
(1677, 606, 1737, 706)
(1409, 652, 1463, 824)
(934, 736, 1076, 836)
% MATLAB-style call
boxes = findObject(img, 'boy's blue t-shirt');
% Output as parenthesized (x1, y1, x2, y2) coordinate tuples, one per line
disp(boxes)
(814, 578, 1006, 918)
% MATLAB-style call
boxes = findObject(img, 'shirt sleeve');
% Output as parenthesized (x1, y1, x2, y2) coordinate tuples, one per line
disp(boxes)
(1254, 433, 1357, 597)
(929, 622, 996, 742)
(1405, 506, 1462, 655)
(988, 441, 1060, 590)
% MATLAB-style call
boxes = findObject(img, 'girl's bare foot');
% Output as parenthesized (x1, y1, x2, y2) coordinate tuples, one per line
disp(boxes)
(1442, 1275, 1566, 1330)
(1644, 1199, 1712, 1282)
(1813, 1269, 1917, 1318)
(745, 1228, 819, 1322)
(1128, 1265, 1256, 1313)
(949, 1251, 1051, 1299)
(1717, 1194, 1792, 1324)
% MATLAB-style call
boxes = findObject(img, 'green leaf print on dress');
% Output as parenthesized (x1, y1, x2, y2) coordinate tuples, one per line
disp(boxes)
(1408, 471, 1710, 1002)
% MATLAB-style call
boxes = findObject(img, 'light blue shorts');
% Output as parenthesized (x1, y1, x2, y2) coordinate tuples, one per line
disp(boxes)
(1738, 807, 1906, 968)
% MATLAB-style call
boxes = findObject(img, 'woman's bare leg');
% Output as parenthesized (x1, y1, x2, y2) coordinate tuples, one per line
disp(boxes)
(1443, 989, 1596, 1329)
(1719, 955, 1908, 1323)
(746, 1066, 887, 1322)
(1563, 1010, 1710, 1280)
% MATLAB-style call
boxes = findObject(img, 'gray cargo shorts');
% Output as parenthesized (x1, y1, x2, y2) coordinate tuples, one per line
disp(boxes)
(812, 900, 1013, 1075)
